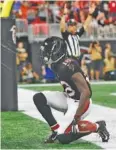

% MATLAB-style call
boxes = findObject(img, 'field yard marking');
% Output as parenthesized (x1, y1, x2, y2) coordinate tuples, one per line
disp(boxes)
(110, 93, 116, 96)
(18, 88, 116, 150)
(18, 81, 116, 88)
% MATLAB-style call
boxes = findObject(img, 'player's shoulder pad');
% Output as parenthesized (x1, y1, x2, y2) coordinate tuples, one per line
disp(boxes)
(62, 59, 75, 72)
(59, 58, 81, 77)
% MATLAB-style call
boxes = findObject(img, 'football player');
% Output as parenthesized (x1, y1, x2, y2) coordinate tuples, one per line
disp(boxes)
(33, 37, 110, 144)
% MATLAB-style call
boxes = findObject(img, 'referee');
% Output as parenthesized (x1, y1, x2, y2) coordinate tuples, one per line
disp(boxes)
(60, 3, 98, 60)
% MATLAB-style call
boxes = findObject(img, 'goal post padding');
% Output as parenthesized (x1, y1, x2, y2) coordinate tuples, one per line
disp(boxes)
(1, 17, 18, 111)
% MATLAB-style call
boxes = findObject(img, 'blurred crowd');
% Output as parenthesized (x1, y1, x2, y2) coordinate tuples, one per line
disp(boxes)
(16, 41, 40, 83)
(16, 40, 116, 83)
(16, 41, 59, 83)
(13, 0, 116, 39)
(13, 0, 116, 25)
(81, 42, 116, 81)
(13, 1, 116, 83)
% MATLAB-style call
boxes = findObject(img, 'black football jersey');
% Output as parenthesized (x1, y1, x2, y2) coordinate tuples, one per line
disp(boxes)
(57, 58, 92, 100)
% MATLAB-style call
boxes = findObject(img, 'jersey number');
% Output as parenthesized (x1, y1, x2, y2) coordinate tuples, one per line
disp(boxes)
(60, 81, 75, 97)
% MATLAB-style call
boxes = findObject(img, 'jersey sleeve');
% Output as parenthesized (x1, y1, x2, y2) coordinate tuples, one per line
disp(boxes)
(76, 26, 85, 37)
(58, 60, 82, 80)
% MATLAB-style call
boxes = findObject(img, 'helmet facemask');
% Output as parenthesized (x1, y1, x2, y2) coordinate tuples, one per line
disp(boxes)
(41, 37, 66, 65)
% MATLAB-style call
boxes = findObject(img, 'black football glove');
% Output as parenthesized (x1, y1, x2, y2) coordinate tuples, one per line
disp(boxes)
(71, 118, 77, 134)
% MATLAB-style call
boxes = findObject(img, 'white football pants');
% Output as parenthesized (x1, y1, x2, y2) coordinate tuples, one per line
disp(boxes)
(42, 91, 92, 134)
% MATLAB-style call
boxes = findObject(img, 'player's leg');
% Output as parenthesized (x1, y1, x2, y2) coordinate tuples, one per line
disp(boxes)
(77, 99, 98, 133)
(80, 104, 110, 142)
(33, 91, 68, 143)
(57, 99, 93, 144)
(63, 99, 109, 142)
(78, 99, 110, 142)
(64, 99, 95, 134)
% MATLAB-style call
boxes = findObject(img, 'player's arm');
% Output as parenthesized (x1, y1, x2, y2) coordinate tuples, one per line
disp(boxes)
(72, 73, 91, 121)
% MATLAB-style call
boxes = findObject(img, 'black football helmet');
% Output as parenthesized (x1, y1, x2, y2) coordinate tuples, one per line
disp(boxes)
(41, 36, 67, 65)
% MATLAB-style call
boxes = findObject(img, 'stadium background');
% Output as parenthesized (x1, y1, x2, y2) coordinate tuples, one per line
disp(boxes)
(1, 0, 116, 149)
(8, 0, 116, 83)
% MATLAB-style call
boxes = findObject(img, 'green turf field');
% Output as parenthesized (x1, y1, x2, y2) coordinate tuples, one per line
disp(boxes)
(1, 112, 102, 149)
(23, 84, 116, 108)
(2, 84, 115, 149)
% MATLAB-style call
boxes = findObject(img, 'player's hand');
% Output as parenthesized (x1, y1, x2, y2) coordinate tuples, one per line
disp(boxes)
(71, 116, 80, 134)
(71, 118, 77, 134)
(71, 114, 81, 134)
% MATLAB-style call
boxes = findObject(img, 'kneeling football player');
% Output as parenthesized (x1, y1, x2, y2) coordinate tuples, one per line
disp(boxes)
(33, 37, 110, 144)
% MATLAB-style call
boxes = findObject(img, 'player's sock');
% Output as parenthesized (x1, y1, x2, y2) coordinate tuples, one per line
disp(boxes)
(78, 120, 98, 133)
(33, 93, 59, 129)
(51, 123, 60, 132)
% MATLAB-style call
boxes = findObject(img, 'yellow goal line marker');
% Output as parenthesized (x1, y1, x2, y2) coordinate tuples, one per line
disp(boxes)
(0, 0, 14, 18)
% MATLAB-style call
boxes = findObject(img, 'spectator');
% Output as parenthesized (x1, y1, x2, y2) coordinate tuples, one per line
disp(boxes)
(16, 53, 20, 66)
(12, 0, 22, 17)
(27, 6, 37, 23)
(17, 42, 28, 70)
(16, 1, 30, 19)
(109, 0, 116, 17)
(103, 53, 116, 80)
(38, 2, 48, 22)
(88, 41, 102, 80)
(21, 63, 39, 83)
(105, 43, 113, 59)
(104, 54, 115, 74)
(55, 0, 65, 8)
(41, 64, 57, 83)
(17, 42, 27, 53)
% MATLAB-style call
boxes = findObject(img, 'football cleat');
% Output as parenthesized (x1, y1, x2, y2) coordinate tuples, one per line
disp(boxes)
(96, 120, 110, 142)
(44, 131, 57, 143)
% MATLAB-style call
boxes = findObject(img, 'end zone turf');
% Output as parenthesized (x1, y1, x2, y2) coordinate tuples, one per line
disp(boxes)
(1, 112, 102, 149)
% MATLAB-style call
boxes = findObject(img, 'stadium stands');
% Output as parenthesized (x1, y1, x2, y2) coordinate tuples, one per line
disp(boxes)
(13, 1, 116, 83)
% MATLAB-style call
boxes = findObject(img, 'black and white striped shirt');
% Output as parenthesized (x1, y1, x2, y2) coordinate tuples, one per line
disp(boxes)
(61, 27, 85, 58)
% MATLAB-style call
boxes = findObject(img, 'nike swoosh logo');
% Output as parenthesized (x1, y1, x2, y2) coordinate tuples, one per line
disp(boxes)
(52, 135, 57, 140)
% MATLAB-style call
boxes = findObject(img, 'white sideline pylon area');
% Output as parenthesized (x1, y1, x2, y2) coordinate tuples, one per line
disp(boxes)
(18, 88, 116, 150)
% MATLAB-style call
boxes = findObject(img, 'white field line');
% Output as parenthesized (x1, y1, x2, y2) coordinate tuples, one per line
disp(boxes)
(18, 88, 116, 150)
(110, 93, 116, 96)
(18, 81, 116, 88)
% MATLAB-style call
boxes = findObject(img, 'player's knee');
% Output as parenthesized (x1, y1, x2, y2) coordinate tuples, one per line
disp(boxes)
(33, 93, 47, 107)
